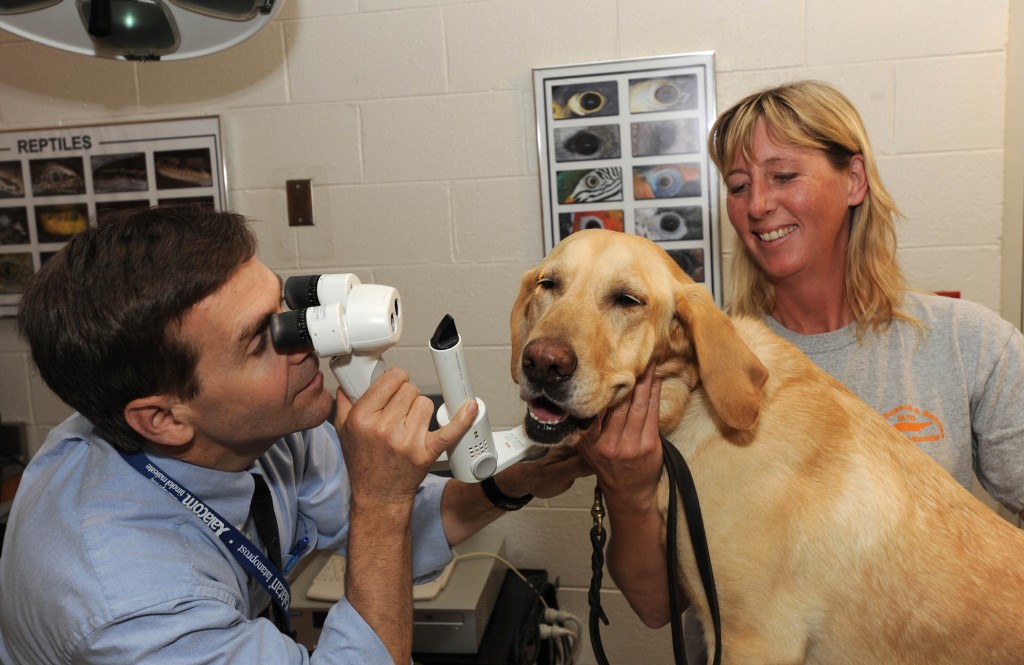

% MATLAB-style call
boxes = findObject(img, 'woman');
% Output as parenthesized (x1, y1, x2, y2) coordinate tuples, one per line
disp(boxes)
(582, 80, 1024, 653)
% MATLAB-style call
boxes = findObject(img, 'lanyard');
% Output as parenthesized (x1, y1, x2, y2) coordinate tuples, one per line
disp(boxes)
(119, 451, 293, 623)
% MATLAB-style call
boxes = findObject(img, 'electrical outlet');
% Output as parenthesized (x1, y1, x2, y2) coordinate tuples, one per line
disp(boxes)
(0, 423, 26, 465)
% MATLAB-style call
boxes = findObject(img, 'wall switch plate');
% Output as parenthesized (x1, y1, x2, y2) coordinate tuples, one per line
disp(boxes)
(287, 179, 314, 226)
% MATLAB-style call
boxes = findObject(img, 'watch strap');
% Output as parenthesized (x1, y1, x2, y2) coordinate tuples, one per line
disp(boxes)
(480, 476, 533, 511)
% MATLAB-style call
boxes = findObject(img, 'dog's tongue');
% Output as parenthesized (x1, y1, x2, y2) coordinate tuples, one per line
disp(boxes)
(529, 398, 567, 424)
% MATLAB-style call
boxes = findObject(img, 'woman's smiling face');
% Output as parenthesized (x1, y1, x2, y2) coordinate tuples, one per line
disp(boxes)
(724, 120, 866, 286)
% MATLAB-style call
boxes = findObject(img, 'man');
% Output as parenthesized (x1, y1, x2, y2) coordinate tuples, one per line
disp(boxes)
(0, 205, 587, 664)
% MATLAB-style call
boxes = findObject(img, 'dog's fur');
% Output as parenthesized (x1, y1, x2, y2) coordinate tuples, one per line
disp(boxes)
(510, 229, 1024, 664)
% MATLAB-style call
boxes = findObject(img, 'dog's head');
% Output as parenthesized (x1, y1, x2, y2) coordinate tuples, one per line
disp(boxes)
(510, 229, 768, 445)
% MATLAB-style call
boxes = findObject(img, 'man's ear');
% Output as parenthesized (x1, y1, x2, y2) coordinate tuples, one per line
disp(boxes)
(124, 395, 194, 447)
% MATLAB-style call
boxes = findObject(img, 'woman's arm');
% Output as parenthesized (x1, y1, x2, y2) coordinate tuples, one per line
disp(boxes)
(577, 364, 679, 628)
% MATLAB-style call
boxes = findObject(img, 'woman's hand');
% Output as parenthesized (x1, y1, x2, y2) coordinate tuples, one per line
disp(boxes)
(577, 363, 675, 627)
(579, 362, 663, 503)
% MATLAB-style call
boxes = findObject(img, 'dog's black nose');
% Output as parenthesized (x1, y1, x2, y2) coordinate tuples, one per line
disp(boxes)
(522, 338, 577, 384)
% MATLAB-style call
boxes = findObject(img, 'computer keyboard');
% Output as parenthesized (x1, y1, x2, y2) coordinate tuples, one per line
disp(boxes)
(306, 553, 455, 603)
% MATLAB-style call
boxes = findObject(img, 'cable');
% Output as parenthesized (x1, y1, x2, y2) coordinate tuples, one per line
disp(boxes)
(452, 551, 583, 663)
(542, 607, 583, 661)
(541, 607, 583, 663)
(539, 623, 580, 663)
(543, 608, 576, 623)
(452, 551, 550, 610)
(538, 624, 580, 664)
(539, 624, 577, 640)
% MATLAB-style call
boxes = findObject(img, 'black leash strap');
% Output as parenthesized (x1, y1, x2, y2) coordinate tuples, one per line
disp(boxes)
(662, 436, 722, 665)
(588, 487, 611, 664)
(587, 437, 722, 665)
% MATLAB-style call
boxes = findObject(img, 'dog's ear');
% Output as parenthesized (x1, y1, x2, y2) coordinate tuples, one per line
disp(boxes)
(509, 268, 538, 384)
(675, 285, 768, 430)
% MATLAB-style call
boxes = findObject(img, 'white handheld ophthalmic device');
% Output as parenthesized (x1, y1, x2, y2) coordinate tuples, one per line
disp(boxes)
(429, 314, 545, 483)
(270, 274, 402, 402)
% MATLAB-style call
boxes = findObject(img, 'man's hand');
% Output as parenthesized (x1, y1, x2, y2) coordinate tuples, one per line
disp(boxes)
(334, 367, 477, 506)
(333, 367, 477, 664)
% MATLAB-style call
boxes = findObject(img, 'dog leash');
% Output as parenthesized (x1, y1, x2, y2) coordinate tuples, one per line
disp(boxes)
(588, 436, 722, 665)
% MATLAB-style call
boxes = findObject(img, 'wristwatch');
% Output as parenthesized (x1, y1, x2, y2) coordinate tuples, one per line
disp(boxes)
(480, 476, 534, 511)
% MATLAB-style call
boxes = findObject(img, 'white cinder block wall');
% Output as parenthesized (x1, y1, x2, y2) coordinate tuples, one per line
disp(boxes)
(0, 1, 1014, 662)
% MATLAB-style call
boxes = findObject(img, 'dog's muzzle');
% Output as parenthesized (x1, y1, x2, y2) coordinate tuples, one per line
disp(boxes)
(524, 396, 596, 443)
(520, 337, 596, 443)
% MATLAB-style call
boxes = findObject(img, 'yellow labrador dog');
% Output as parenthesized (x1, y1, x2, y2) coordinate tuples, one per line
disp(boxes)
(510, 228, 1024, 665)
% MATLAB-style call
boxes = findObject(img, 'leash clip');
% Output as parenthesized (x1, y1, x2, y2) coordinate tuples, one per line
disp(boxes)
(591, 485, 605, 532)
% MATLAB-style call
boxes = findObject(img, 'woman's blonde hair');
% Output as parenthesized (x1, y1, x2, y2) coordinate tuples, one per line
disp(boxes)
(708, 80, 916, 335)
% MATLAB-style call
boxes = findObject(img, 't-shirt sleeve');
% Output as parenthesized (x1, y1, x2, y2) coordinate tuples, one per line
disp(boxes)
(966, 310, 1024, 512)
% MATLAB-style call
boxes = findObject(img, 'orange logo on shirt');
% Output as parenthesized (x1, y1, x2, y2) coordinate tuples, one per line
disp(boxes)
(883, 404, 944, 443)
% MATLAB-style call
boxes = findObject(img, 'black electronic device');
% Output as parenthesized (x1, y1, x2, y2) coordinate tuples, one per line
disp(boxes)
(413, 569, 557, 665)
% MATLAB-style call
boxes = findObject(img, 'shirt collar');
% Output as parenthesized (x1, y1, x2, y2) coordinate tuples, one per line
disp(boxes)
(139, 448, 256, 528)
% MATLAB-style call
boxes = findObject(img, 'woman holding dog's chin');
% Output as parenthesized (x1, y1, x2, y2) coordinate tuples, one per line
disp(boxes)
(577, 363, 675, 627)
(590, 80, 1024, 653)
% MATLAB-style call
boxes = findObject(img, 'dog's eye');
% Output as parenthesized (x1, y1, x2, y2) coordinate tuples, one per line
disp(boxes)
(538, 277, 556, 290)
(614, 292, 644, 308)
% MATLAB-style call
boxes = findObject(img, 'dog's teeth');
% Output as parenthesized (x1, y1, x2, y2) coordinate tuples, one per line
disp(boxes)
(529, 405, 567, 424)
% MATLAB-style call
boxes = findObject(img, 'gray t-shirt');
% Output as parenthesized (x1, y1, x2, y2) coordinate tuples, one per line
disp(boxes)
(764, 291, 1024, 512)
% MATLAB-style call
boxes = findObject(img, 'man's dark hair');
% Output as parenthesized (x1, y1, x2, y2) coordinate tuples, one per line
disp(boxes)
(18, 204, 258, 452)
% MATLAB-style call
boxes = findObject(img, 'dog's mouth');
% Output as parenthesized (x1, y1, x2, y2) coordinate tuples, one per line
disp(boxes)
(525, 396, 596, 444)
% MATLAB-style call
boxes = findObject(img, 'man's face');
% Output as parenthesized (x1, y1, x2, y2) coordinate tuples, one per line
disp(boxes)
(174, 258, 333, 469)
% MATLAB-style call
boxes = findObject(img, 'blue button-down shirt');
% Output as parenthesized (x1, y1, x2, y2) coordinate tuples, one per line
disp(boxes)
(0, 413, 453, 664)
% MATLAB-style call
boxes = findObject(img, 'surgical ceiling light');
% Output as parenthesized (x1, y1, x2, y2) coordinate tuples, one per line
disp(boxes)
(0, 0, 284, 61)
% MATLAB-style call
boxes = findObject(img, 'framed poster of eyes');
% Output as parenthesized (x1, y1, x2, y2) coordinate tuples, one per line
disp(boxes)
(533, 52, 722, 305)
(0, 116, 226, 317)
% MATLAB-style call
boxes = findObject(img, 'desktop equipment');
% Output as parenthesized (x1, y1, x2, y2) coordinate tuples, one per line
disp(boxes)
(289, 530, 508, 655)
(413, 567, 558, 665)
